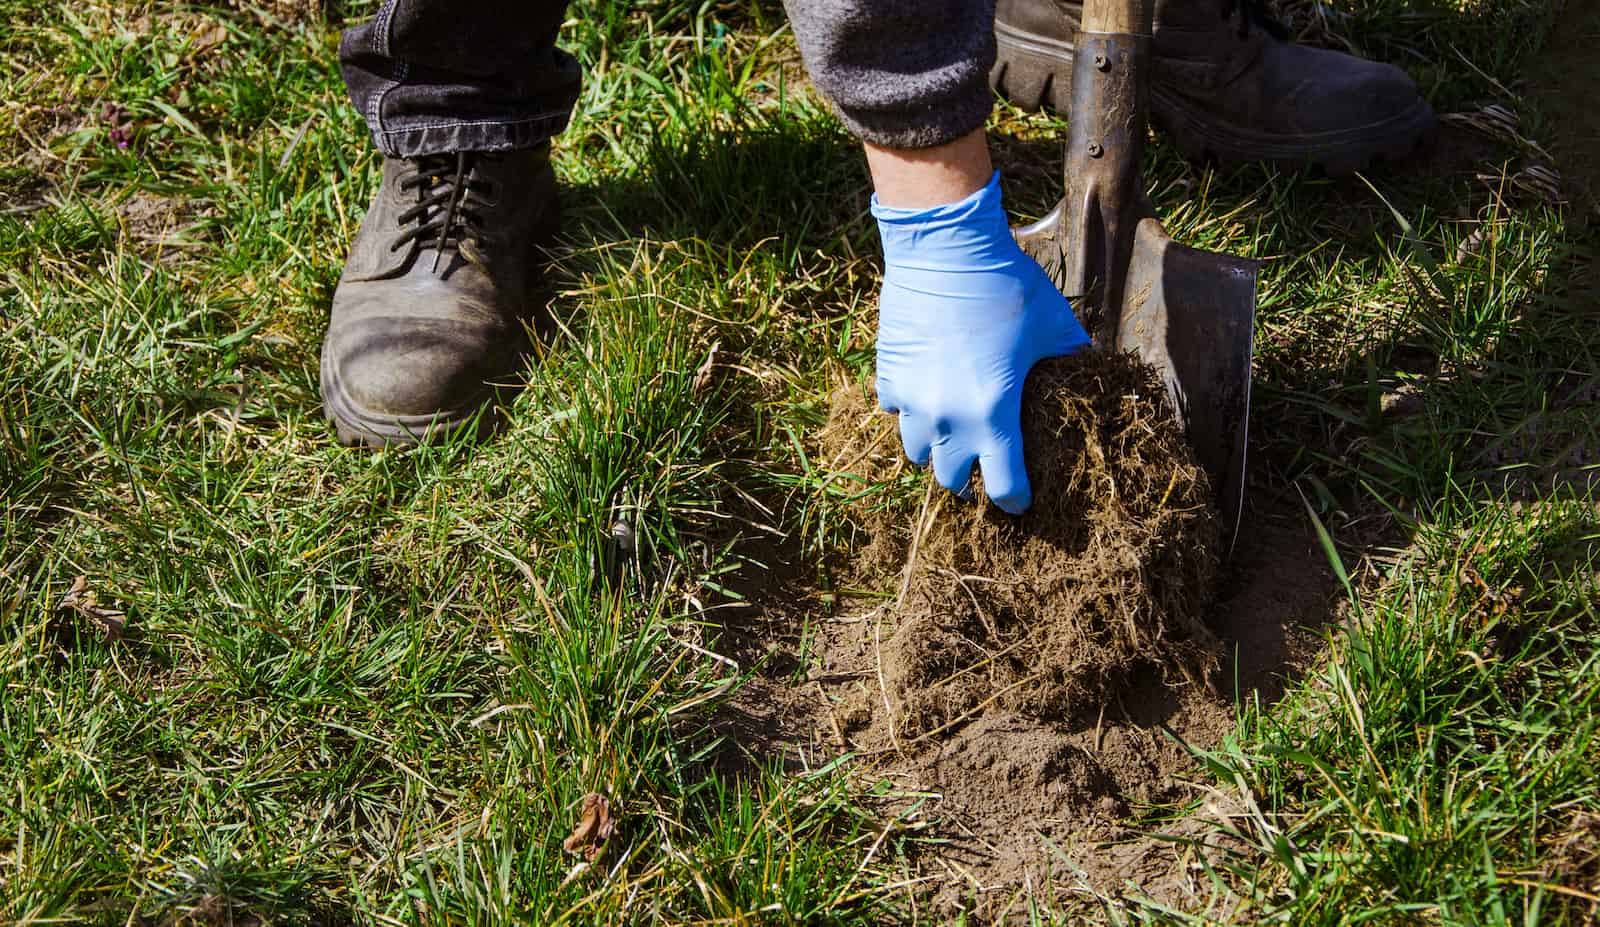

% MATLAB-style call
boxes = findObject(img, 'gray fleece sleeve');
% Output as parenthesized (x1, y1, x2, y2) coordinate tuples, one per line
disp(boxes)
(783, 0, 996, 150)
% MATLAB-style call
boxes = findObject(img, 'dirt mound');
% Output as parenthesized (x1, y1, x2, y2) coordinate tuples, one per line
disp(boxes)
(721, 349, 1341, 918)
(820, 351, 1222, 739)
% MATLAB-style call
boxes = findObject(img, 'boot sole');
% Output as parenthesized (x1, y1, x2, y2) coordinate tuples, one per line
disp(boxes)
(1153, 88, 1438, 176)
(991, 19, 1078, 114)
(991, 22, 1438, 175)
(320, 347, 504, 448)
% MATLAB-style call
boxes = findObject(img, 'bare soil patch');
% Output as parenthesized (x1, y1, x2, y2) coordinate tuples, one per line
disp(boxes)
(1529, 0, 1600, 214)
(728, 353, 1339, 919)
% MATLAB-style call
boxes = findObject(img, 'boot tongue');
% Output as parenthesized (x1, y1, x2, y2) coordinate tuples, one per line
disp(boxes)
(1154, 0, 1283, 35)
(396, 153, 496, 273)
(1220, 0, 1289, 40)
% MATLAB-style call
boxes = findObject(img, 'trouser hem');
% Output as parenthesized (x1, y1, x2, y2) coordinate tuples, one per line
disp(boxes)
(372, 112, 573, 158)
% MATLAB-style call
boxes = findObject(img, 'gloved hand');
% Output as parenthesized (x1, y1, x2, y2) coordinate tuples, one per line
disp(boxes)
(872, 171, 1090, 514)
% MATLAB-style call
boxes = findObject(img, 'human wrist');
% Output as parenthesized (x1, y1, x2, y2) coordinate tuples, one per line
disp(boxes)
(863, 128, 993, 209)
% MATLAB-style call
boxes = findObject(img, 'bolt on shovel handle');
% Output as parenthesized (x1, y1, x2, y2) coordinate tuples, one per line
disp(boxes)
(1080, 0, 1153, 36)
(1020, 5, 1154, 341)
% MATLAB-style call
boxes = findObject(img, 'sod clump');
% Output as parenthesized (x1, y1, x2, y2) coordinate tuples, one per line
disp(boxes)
(822, 350, 1223, 737)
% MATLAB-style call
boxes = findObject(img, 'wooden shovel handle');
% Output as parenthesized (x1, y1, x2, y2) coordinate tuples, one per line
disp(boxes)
(1080, 0, 1153, 35)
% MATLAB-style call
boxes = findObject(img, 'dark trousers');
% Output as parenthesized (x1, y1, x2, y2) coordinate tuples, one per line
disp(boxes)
(339, 1, 581, 158)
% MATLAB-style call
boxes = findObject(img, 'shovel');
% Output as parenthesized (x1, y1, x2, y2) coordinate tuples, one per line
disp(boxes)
(1015, 0, 1258, 555)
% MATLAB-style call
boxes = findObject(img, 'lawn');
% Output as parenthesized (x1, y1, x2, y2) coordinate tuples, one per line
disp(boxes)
(1, 0, 1597, 924)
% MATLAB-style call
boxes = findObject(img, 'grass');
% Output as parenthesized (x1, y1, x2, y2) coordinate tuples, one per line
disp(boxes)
(1165, 495, 1600, 924)
(1, 0, 1597, 923)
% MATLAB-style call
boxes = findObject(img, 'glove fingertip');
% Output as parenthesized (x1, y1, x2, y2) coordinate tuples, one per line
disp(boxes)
(875, 381, 898, 415)
(935, 465, 973, 496)
(979, 445, 1032, 515)
(987, 475, 1032, 515)
(1057, 315, 1092, 355)
(932, 448, 979, 497)
(897, 412, 934, 467)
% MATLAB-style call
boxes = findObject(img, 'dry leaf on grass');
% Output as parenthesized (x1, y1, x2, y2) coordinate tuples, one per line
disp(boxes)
(562, 792, 616, 861)
(191, 20, 229, 52)
(59, 575, 126, 641)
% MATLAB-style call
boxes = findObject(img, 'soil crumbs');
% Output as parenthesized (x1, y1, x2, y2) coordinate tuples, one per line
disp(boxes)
(731, 352, 1337, 920)
(833, 353, 1223, 741)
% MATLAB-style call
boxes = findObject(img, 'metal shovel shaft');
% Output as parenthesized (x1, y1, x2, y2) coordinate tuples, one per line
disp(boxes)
(1021, 0, 1259, 553)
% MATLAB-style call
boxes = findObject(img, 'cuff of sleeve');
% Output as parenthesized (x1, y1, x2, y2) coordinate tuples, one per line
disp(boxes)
(830, 82, 994, 150)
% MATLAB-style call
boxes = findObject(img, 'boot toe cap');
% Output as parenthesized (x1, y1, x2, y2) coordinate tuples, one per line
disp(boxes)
(1283, 48, 1432, 137)
(323, 315, 520, 422)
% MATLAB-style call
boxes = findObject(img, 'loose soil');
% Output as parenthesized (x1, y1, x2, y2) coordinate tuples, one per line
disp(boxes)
(725, 353, 1339, 920)
(823, 353, 1222, 742)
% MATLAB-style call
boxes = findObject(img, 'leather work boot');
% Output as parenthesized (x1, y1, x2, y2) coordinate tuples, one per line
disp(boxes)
(320, 146, 558, 446)
(991, 0, 1436, 174)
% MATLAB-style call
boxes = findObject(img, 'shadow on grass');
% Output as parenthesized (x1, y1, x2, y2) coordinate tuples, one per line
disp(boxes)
(558, 117, 868, 258)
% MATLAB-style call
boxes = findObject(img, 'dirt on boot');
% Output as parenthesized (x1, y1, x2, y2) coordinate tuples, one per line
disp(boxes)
(819, 350, 1223, 739)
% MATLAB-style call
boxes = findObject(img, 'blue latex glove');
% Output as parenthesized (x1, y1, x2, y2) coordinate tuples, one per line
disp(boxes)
(872, 171, 1090, 514)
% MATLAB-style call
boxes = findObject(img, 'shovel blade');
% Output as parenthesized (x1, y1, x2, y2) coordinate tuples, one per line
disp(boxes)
(1116, 217, 1257, 555)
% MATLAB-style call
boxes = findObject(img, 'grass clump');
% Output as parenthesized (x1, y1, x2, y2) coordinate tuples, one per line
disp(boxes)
(1161, 498, 1600, 925)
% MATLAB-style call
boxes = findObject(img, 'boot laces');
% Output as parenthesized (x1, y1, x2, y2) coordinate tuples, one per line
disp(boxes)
(1219, 0, 1290, 40)
(393, 152, 499, 272)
